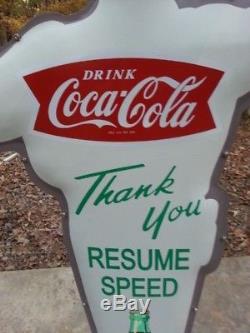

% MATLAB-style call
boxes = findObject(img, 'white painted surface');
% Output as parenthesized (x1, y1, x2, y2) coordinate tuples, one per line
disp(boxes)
(0, 1, 250, 332)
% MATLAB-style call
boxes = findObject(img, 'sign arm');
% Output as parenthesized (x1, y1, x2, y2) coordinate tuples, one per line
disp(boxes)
(0, 0, 98, 59)
(175, 0, 250, 8)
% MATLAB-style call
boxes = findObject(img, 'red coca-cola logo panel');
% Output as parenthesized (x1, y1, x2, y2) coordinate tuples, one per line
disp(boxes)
(24, 58, 224, 141)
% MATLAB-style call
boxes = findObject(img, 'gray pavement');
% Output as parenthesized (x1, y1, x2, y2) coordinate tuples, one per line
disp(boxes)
(0, 257, 249, 333)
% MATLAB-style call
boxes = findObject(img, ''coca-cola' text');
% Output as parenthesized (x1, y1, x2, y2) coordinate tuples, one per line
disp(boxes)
(24, 58, 224, 141)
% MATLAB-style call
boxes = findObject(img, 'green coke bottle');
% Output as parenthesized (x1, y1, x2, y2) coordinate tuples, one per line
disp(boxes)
(129, 311, 151, 333)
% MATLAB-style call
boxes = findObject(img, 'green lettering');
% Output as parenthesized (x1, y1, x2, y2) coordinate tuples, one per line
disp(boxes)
(117, 277, 130, 294)
(121, 249, 136, 270)
(154, 166, 176, 196)
(168, 206, 183, 222)
(143, 201, 170, 240)
(184, 200, 202, 217)
(113, 188, 134, 204)
(176, 249, 190, 270)
(88, 247, 104, 269)
(75, 164, 144, 215)
(94, 176, 116, 206)
(105, 248, 120, 269)
(155, 249, 173, 270)
(133, 184, 154, 199)
(137, 249, 153, 271)
(102, 276, 115, 296)
(148, 278, 161, 297)
(132, 278, 146, 297)
(163, 278, 178, 297)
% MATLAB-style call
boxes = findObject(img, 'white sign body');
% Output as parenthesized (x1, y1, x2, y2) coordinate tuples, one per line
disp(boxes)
(0, 1, 250, 333)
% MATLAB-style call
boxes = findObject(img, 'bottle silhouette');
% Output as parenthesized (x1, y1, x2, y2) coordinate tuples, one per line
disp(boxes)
(129, 311, 151, 333)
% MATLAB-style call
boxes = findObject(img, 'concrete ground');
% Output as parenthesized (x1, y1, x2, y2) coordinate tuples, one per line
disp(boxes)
(0, 257, 249, 333)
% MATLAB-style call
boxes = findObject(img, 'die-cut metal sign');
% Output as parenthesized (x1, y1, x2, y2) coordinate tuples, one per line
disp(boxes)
(0, 1, 250, 333)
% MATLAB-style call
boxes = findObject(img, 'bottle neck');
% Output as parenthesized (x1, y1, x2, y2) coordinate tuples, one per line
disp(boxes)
(129, 313, 151, 333)
(129, 321, 149, 333)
